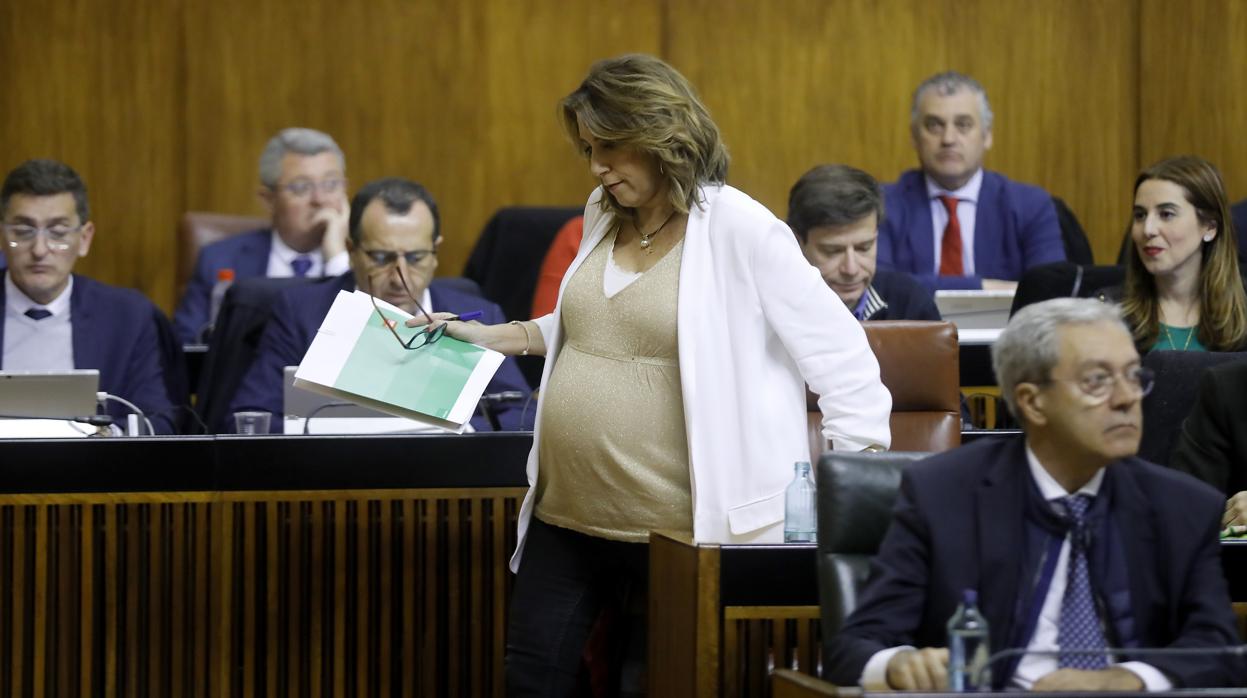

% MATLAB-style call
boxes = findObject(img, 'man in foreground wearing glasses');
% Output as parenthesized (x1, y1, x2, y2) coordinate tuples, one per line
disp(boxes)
(825, 298, 1241, 692)
(172, 127, 351, 343)
(0, 159, 178, 432)
(228, 176, 528, 432)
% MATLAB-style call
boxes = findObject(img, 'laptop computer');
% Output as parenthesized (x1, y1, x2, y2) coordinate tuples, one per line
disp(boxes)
(934, 290, 1016, 331)
(0, 369, 100, 419)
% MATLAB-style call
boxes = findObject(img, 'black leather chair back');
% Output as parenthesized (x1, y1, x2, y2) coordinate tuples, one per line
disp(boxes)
(1009, 262, 1125, 317)
(816, 450, 930, 651)
(1053, 196, 1094, 266)
(192, 276, 313, 433)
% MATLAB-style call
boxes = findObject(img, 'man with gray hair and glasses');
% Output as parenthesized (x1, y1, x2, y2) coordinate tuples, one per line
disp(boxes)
(826, 298, 1241, 692)
(877, 71, 1064, 293)
(173, 127, 351, 343)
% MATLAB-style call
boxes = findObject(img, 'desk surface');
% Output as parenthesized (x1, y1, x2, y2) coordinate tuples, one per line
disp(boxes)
(0, 432, 532, 493)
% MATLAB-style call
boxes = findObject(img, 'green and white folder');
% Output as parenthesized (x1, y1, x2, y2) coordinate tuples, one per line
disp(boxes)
(293, 290, 505, 433)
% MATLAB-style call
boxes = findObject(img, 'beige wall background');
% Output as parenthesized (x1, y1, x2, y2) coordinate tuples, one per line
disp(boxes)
(1, 0, 1241, 313)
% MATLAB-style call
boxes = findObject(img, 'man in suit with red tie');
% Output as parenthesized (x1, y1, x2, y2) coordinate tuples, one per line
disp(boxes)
(878, 72, 1065, 293)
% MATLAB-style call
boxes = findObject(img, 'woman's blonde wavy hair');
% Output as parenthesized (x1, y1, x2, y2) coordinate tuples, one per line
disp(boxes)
(560, 54, 729, 229)
(1121, 155, 1247, 350)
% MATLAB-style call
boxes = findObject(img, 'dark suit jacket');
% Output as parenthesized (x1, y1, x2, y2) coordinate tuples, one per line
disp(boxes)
(228, 272, 531, 432)
(173, 229, 272, 344)
(1231, 199, 1247, 262)
(863, 270, 941, 321)
(0, 273, 179, 433)
(824, 437, 1240, 689)
(878, 169, 1066, 292)
(1170, 358, 1247, 495)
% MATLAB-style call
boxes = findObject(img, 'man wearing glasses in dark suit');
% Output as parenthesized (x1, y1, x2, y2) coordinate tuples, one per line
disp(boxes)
(0, 159, 178, 433)
(227, 177, 528, 432)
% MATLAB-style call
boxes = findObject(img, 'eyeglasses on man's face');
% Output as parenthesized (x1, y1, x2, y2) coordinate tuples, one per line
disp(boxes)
(1041, 365, 1155, 405)
(273, 177, 347, 198)
(2, 223, 84, 251)
(368, 266, 443, 350)
(360, 248, 437, 268)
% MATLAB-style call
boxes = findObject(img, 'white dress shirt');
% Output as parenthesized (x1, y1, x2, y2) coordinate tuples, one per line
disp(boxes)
(266, 231, 349, 278)
(925, 168, 983, 275)
(859, 446, 1172, 691)
(3, 273, 74, 371)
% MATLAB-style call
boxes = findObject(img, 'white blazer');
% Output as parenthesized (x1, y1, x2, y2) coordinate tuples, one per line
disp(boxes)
(513, 184, 891, 570)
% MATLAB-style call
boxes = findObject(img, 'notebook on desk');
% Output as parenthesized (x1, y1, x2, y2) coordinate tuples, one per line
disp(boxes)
(935, 290, 1015, 331)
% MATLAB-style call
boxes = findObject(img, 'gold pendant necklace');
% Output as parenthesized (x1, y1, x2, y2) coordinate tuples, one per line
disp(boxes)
(1162, 324, 1195, 351)
(638, 209, 678, 254)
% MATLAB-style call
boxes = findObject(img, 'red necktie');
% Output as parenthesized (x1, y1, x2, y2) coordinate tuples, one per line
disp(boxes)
(938, 195, 964, 276)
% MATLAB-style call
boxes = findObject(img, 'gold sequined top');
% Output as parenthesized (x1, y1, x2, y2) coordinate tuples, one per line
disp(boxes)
(534, 232, 692, 542)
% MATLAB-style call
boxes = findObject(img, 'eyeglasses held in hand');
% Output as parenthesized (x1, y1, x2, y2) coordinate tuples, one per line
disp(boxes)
(369, 266, 444, 350)
(2, 223, 84, 251)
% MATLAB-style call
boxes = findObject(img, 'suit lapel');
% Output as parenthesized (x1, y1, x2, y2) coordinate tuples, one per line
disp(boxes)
(1105, 462, 1159, 637)
(973, 171, 1002, 274)
(237, 231, 272, 277)
(904, 172, 937, 274)
(69, 275, 94, 369)
(975, 438, 1028, 651)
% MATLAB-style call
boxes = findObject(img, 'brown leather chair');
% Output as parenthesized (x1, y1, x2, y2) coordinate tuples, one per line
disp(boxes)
(807, 320, 961, 458)
(177, 211, 268, 303)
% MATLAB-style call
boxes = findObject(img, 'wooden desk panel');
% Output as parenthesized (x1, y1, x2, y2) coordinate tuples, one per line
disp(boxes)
(0, 434, 531, 697)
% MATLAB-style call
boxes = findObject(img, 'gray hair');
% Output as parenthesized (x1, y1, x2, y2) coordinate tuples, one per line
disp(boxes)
(910, 71, 994, 132)
(257, 128, 345, 188)
(992, 298, 1129, 418)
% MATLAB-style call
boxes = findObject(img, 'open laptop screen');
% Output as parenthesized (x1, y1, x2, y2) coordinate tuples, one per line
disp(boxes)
(0, 369, 100, 419)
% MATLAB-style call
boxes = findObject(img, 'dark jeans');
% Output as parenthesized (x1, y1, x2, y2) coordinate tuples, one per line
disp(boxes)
(506, 517, 649, 698)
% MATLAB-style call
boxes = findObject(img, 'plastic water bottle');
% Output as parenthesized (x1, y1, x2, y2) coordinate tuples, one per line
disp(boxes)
(783, 461, 817, 543)
(947, 588, 991, 692)
(203, 267, 235, 341)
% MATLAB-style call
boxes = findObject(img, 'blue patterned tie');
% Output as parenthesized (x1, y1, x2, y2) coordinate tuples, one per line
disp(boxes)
(24, 308, 52, 321)
(1057, 494, 1109, 669)
(290, 255, 313, 277)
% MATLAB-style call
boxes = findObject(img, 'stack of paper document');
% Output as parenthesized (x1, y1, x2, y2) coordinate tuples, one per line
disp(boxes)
(294, 290, 504, 433)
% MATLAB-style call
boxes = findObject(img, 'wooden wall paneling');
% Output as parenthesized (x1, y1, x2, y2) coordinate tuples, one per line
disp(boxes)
(664, 0, 1137, 264)
(0, 0, 184, 309)
(2, 0, 1164, 314)
(182, 0, 665, 298)
(1139, 0, 1247, 202)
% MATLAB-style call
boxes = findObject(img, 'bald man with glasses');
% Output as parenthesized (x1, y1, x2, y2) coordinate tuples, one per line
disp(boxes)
(226, 177, 529, 433)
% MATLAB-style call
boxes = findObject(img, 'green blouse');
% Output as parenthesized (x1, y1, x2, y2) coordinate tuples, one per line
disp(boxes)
(1152, 324, 1207, 352)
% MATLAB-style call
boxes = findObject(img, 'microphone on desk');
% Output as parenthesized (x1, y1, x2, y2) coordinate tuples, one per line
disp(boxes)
(301, 401, 360, 435)
(974, 644, 1247, 689)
